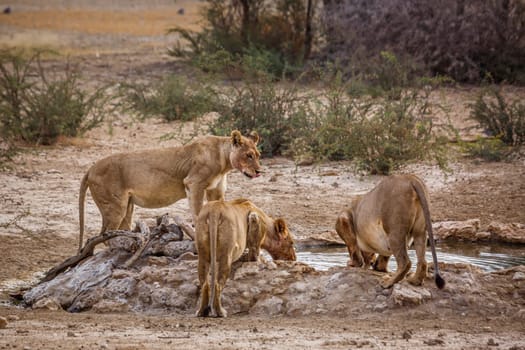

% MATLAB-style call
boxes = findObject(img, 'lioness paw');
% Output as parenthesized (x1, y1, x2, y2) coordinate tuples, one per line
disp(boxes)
(380, 275, 395, 289)
(406, 272, 424, 286)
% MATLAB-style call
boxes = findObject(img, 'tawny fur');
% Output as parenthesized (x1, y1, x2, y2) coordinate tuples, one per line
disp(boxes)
(195, 198, 296, 318)
(78, 130, 260, 252)
(335, 174, 445, 289)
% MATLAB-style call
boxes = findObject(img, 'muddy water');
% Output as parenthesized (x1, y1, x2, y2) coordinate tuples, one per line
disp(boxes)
(297, 242, 525, 272)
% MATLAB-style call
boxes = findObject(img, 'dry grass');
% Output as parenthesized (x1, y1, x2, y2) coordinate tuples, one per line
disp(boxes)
(1, 7, 203, 36)
(0, 1, 204, 54)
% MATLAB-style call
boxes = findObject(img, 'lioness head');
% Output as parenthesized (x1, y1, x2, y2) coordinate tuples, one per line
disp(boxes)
(229, 130, 261, 179)
(335, 202, 375, 268)
(263, 218, 297, 261)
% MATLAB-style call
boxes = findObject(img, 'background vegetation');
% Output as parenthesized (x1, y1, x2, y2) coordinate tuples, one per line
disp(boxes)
(1, 0, 523, 173)
(0, 49, 112, 146)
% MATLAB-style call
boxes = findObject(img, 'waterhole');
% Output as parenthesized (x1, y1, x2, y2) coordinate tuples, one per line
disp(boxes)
(297, 241, 525, 272)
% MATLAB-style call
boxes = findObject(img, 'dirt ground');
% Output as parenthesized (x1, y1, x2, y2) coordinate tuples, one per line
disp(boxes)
(1, 2, 525, 349)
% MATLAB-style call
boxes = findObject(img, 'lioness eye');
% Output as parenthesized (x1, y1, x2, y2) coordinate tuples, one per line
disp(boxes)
(247, 154, 253, 159)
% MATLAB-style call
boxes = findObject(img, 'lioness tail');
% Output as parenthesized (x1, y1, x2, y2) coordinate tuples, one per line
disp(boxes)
(411, 178, 446, 289)
(78, 172, 89, 254)
(208, 210, 220, 315)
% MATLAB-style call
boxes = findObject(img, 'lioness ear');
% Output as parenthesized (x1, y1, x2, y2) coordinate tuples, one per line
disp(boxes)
(248, 131, 259, 145)
(274, 218, 287, 238)
(231, 130, 243, 146)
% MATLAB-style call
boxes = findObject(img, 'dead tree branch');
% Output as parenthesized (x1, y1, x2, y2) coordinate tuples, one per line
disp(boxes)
(173, 216, 195, 240)
(123, 216, 170, 268)
(40, 230, 142, 283)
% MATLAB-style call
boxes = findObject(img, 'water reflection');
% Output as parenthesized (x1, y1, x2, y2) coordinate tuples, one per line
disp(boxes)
(297, 242, 525, 272)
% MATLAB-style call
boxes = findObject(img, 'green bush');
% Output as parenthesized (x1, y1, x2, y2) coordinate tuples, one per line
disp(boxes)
(306, 73, 451, 174)
(211, 76, 314, 157)
(0, 49, 111, 145)
(208, 68, 450, 175)
(121, 75, 219, 122)
(463, 137, 509, 162)
(469, 87, 525, 146)
(168, 0, 312, 79)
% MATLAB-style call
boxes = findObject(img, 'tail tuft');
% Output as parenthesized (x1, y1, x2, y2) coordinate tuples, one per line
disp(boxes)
(435, 274, 446, 289)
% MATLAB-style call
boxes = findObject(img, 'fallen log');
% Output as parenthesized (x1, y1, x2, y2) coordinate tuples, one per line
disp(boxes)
(41, 215, 193, 283)
(40, 230, 142, 283)
(123, 215, 169, 268)
(173, 215, 195, 240)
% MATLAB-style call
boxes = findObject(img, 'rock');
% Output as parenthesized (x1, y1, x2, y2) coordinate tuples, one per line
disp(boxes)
(251, 296, 284, 316)
(0, 316, 7, 329)
(372, 302, 388, 312)
(433, 219, 481, 241)
(487, 338, 499, 346)
(512, 272, 525, 281)
(92, 300, 130, 313)
(33, 297, 62, 311)
(515, 309, 525, 319)
(424, 338, 445, 346)
(475, 231, 491, 240)
(391, 284, 432, 306)
(488, 222, 525, 243)
(298, 230, 344, 247)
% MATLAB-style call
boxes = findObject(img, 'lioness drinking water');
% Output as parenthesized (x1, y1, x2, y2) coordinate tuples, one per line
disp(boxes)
(195, 198, 296, 317)
(335, 174, 445, 289)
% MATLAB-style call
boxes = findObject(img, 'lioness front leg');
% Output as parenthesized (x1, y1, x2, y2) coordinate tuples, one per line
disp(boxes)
(206, 175, 227, 202)
(184, 180, 207, 225)
(373, 255, 390, 272)
(245, 212, 264, 261)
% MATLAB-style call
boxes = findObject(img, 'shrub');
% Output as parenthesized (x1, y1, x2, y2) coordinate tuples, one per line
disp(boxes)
(306, 73, 451, 174)
(121, 75, 219, 122)
(469, 87, 525, 146)
(321, 0, 525, 83)
(168, 0, 314, 79)
(0, 49, 112, 145)
(463, 137, 509, 162)
(211, 76, 315, 157)
(209, 67, 451, 175)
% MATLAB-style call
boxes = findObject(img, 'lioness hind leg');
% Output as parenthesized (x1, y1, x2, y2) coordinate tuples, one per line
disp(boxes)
(381, 237, 411, 288)
(212, 263, 230, 318)
(118, 199, 134, 230)
(96, 195, 130, 234)
(196, 282, 211, 317)
(196, 258, 211, 317)
(406, 233, 428, 286)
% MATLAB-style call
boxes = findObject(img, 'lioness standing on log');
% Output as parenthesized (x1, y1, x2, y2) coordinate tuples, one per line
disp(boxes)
(78, 130, 261, 252)
(195, 198, 296, 317)
(335, 174, 445, 289)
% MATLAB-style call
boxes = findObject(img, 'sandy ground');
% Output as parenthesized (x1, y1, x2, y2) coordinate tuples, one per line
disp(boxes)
(1, 2, 525, 349)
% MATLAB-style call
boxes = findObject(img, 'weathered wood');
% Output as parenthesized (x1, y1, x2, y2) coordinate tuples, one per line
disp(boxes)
(173, 215, 195, 240)
(40, 215, 193, 283)
(40, 230, 141, 283)
(123, 215, 178, 268)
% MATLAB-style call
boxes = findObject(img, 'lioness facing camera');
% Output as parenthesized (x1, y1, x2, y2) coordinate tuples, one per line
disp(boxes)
(78, 130, 260, 252)
(335, 174, 445, 289)
(195, 198, 296, 317)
